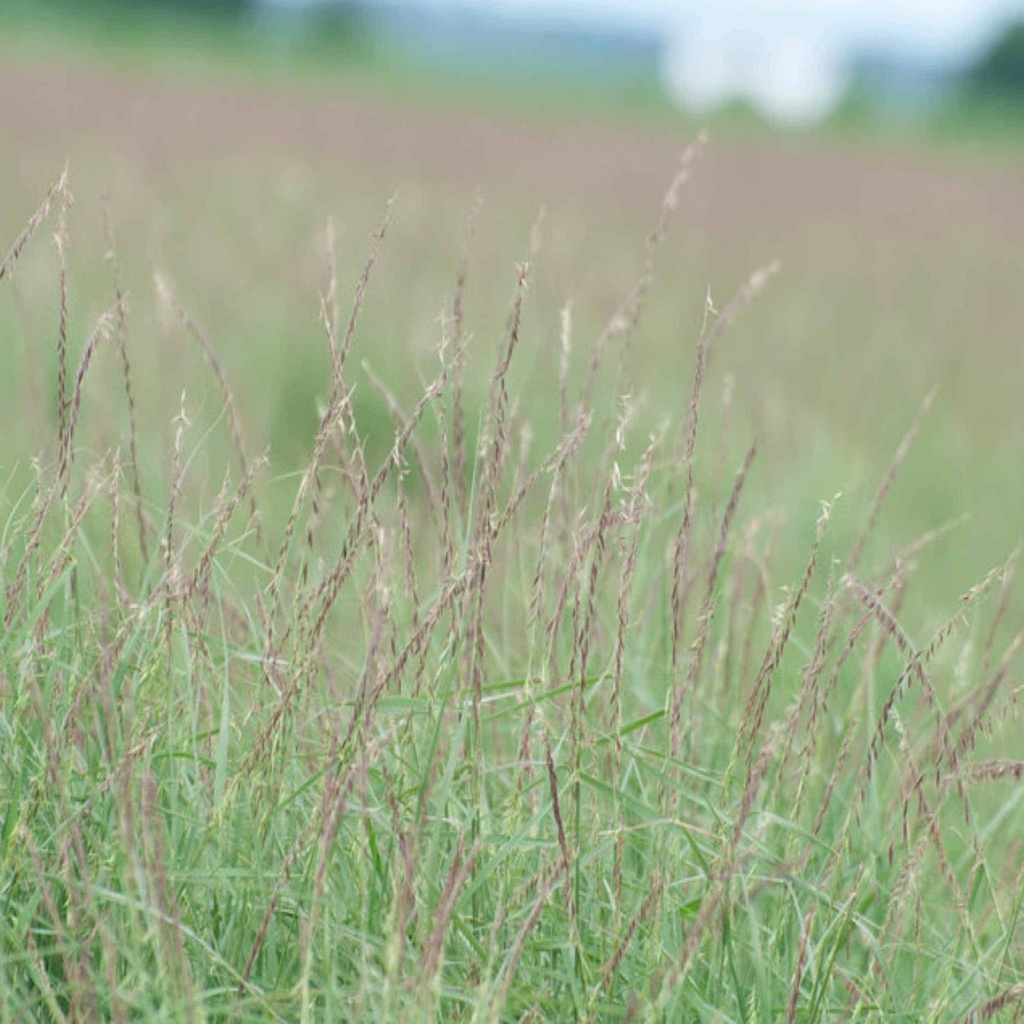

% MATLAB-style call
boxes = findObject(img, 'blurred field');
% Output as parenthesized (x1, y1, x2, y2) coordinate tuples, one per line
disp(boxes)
(2, 49, 1023, 1021)
(4, 53, 1023, 616)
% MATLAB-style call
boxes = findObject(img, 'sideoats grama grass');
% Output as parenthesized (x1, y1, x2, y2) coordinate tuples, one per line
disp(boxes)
(0, 156, 1021, 1024)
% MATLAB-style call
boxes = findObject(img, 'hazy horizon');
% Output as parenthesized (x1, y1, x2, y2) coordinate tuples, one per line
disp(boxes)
(272, 0, 1024, 62)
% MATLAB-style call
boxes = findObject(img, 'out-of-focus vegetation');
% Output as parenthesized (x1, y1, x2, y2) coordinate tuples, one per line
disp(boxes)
(4, 0, 371, 66)
(3, 0, 1023, 147)
(966, 19, 1024, 104)
(50, 0, 253, 18)
(2, 62, 1024, 1020)
(14, 0, 365, 43)
(3, 0, 676, 134)
(1, 0, 1022, 1015)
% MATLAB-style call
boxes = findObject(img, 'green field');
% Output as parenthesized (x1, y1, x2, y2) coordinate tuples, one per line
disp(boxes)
(1, 43, 1022, 1023)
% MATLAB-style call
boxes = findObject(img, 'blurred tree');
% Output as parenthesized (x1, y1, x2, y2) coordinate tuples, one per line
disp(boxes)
(41, 0, 254, 24)
(966, 20, 1024, 101)
(294, 2, 371, 58)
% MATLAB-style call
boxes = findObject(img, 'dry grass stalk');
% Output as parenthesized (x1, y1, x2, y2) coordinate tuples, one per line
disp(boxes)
(164, 393, 189, 669)
(956, 759, 1024, 783)
(848, 566, 1000, 795)
(155, 276, 259, 538)
(668, 262, 779, 756)
(545, 743, 572, 906)
(609, 428, 660, 734)
(186, 455, 266, 630)
(331, 199, 394, 388)
(946, 628, 1023, 765)
(954, 982, 1024, 1024)
(0, 167, 67, 283)
(731, 721, 782, 854)
(579, 136, 705, 411)
(60, 305, 118, 495)
(572, 476, 616, 773)
(264, 213, 363, 605)
(733, 492, 835, 789)
(264, 371, 346, 626)
(492, 857, 568, 1017)
(262, 327, 378, 681)
(436, 390, 456, 578)
(704, 261, 781, 352)
(712, 372, 735, 514)
(363, 359, 443, 519)
(669, 440, 757, 761)
(734, 518, 772, 692)
(598, 873, 663, 991)
(651, 881, 727, 1014)
(786, 910, 815, 1024)
(514, 416, 591, 787)
(338, 538, 394, 746)
(384, 573, 469, 698)
(669, 290, 716, 693)
(811, 732, 851, 842)
(558, 301, 573, 435)
(777, 594, 841, 825)
(109, 447, 125, 601)
(22, 828, 80, 1020)
(103, 197, 149, 565)
(847, 386, 936, 575)
(492, 408, 589, 542)
(239, 815, 324, 994)
(450, 191, 482, 517)
(322, 216, 341, 365)
(4, 467, 62, 629)
(140, 771, 196, 1015)
(299, 727, 395, 1012)
(303, 364, 448, 656)
(461, 258, 532, 733)
(42, 458, 109, 601)
(879, 775, 970, 949)
(802, 603, 876, 774)
(55, 181, 71, 461)
(526, 416, 585, 636)
(396, 481, 421, 651)
(981, 548, 1018, 674)
(606, 427, 662, 905)
(249, 505, 391, 771)
(379, 764, 419, 1014)
(415, 839, 480, 1009)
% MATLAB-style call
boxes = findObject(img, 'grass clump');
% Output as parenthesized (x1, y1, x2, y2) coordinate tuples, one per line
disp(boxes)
(0, 161, 1021, 1024)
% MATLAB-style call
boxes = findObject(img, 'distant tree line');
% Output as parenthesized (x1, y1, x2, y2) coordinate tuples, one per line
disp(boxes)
(37, 0, 367, 36)
(965, 20, 1024, 105)
(31, 0, 373, 55)
(42, 0, 253, 20)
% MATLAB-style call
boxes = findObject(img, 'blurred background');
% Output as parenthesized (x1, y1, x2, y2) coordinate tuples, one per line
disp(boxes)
(1, 0, 1022, 622)
(5, 0, 1024, 131)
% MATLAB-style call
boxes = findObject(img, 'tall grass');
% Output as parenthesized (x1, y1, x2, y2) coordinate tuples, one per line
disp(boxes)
(0, 161, 1021, 1024)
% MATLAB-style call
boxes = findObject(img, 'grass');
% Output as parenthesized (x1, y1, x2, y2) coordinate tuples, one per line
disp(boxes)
(0, 134, 1022, 1024)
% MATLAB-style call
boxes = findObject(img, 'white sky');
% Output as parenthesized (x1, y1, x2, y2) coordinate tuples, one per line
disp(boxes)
(397, 0, 1023, 61)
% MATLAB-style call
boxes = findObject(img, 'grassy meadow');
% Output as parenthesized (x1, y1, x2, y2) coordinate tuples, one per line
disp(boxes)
(1, 49, 1023, 1023)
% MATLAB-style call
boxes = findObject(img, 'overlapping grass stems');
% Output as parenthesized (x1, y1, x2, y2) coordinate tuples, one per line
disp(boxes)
(0, 155, 1021, 1023)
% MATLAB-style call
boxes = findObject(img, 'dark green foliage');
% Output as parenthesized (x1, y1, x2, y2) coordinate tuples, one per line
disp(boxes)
(965, 19, 1024, 102)
(299, 1, 371, 56)
(42, 0, 254, 20)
